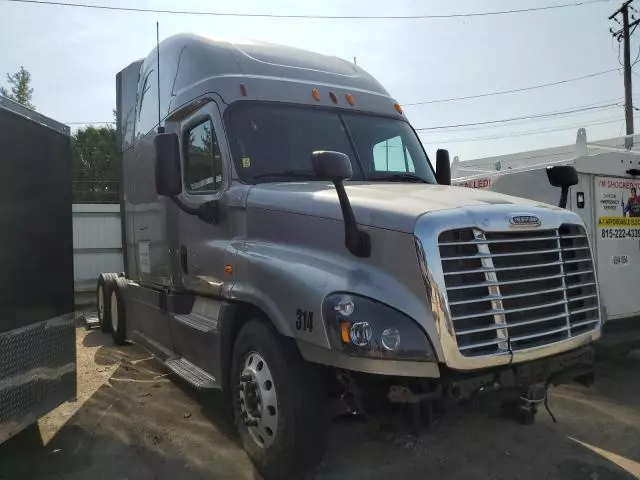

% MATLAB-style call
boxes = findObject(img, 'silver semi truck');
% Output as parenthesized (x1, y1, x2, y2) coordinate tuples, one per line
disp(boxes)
(99, 34, 602, 479)
(0, 96, 76, 444)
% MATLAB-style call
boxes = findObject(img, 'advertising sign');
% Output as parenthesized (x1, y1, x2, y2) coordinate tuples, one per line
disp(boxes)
(596, 176, 640, 241)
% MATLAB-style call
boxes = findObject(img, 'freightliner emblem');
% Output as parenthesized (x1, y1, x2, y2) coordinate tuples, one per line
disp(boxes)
(509, 214, 541, 227)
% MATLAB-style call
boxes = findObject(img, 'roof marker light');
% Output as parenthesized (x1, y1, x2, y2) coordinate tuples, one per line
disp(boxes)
(312, 88, 321, 101)
(239, 83, 247, 97)
(345, 94, 355, 106)
(394, 103, 403, 114)
(329, 92, 338, 104)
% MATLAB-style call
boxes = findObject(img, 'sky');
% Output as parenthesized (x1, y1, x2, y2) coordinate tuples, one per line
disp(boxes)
(0, 0, 636, 161)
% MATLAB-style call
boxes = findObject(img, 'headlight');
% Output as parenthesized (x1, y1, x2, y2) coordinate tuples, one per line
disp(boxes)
(323, 293, 435, 361)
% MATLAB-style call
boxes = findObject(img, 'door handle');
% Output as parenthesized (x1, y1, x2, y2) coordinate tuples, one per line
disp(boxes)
(180, 245, 188, 273)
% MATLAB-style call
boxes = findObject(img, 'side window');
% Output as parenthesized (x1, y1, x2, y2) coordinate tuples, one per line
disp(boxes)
(372, 136, 415, 173)
(184, 120, 222, 193)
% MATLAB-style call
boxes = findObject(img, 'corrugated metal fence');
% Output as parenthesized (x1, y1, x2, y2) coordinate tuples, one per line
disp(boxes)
(73, 204, 123, 300)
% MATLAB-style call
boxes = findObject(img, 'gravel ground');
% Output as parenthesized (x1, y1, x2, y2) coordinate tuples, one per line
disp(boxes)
(0, 326, 638, 480)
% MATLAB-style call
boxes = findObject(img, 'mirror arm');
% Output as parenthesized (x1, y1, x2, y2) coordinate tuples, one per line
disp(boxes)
(559, 187, 569, 209)
(333, 180, 370, 258)
(169, 196, 219, 224)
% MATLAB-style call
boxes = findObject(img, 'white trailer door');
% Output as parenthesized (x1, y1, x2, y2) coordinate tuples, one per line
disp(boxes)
(593, 175, 640, 320)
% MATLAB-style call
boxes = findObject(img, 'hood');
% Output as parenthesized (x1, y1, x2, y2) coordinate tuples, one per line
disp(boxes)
(246, 182, 559, 233)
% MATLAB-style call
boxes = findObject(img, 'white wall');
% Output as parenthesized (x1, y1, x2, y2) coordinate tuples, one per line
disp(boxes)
(72, 204, 123, 292)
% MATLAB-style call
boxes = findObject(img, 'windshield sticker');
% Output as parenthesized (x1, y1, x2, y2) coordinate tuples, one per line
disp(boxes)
(242, 157, 251, 168)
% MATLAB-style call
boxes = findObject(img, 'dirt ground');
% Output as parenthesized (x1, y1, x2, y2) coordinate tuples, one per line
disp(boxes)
(0, 325, 639, 480)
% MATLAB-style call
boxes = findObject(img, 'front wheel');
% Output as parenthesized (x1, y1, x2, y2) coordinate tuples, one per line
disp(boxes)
(231, 319, 327, 480)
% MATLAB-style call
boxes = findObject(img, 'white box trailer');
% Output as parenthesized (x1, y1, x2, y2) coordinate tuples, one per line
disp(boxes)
(452, 129, 640, 350)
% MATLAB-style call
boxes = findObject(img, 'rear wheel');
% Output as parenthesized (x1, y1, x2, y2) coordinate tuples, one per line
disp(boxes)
(96, 273, 118, 333)
(231, 319, 327, 480)
(110, 277, 128, 345)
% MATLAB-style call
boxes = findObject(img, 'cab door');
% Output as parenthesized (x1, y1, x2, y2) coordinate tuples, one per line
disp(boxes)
(175, 101, 232, 296)
(170, 100, 233, 375)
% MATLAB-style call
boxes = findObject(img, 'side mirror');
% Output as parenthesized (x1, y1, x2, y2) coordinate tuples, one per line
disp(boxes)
(311, 150, 353, 181)
(311, 150, 369, 258)
(435, 149, 451, 185)
(547, 165, 578, 209)
(154, 132, 182, 196)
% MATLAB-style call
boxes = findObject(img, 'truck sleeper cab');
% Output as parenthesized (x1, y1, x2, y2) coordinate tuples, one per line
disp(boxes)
(98, 34, 601, 480)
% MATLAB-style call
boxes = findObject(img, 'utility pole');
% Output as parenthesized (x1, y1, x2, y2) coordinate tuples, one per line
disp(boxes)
(610, 0, 640, 147)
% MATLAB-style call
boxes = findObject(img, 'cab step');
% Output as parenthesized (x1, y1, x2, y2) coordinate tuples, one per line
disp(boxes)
(172, 312, 217, 332)
(165, 357, 219, 389)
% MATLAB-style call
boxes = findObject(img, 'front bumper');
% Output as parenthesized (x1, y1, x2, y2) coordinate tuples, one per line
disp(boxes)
(438, 345, 594, 401)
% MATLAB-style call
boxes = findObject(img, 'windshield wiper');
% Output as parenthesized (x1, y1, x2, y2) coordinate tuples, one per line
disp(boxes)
(253, 170, 318, 182)
(369, 173, 430, 183)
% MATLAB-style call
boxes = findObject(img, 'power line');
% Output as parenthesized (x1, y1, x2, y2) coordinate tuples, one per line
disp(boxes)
(416, 98, 627, 133)
(65, 121, 115, 125)
(67, 99, 628, 127)
(415, 102, 621, 131)
(419, 116, 629, 144)
(403, 68, 619, 106)
(4, 0, 610, 19)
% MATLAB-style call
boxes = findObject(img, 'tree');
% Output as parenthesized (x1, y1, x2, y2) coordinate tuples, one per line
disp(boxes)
(0, 66, 35, 109)
(71, 125, 121, 203)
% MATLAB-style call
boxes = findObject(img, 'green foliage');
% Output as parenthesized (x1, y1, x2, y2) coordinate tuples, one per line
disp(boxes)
(0, 66, 35, 110)
(71, 125, 121, 203)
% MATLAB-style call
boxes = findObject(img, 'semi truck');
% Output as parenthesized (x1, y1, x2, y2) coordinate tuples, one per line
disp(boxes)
(452, 129, 640, 353)
(0, 96, 76, 444)
(98, 34, 602, 479)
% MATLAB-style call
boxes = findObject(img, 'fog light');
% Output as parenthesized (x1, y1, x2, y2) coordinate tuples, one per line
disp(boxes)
(335, 298, 355, 316)
(350, 321, 372, 347)
(381, 327, 401, 351)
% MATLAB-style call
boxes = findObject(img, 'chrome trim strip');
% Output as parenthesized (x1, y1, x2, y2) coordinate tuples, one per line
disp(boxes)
(505, 311, 569, 329)
(564, 269, 595, 277)
(459, 338, 505, 351)
(442, 247, 563, 261)
(566, 281, 597, 289)
(472, 229, 509, 352)
(452, 299, 568, 321)
(510, 324, 571, 343)
(449, 285, 567, 306)
(571, 318, 600, 328)
(570, 306, 599, 315)
(439, 234, 561, 245)
(444, 260, 563, 276)
(557, 234, 573, 337)
(568, 294, 599, 303)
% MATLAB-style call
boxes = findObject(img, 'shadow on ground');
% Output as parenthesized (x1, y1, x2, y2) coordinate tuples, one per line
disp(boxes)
(1, 329, 638, 480)
(0, 328, 256, 480)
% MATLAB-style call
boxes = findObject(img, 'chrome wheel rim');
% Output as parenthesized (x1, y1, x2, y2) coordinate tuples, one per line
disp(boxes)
(110, 291, 118, 332)
(98, 285, 104, 321)
(238, 351, 278, 448)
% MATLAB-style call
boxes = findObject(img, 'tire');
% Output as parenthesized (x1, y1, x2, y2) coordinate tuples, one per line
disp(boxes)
(110, 277, 128, 345)
(96, 273, 119, 333)
(516, 407, 537, 425)
(231, 319, 327, 480)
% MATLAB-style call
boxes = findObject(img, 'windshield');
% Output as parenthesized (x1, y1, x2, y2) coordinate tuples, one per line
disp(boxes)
(226, 102, 437, 184)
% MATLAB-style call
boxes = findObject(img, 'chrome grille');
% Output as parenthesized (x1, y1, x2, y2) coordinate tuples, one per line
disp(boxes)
(438, 225, 599, 357)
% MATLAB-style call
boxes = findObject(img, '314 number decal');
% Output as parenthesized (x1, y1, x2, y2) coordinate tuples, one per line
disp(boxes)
(295, 309, 314, 332)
